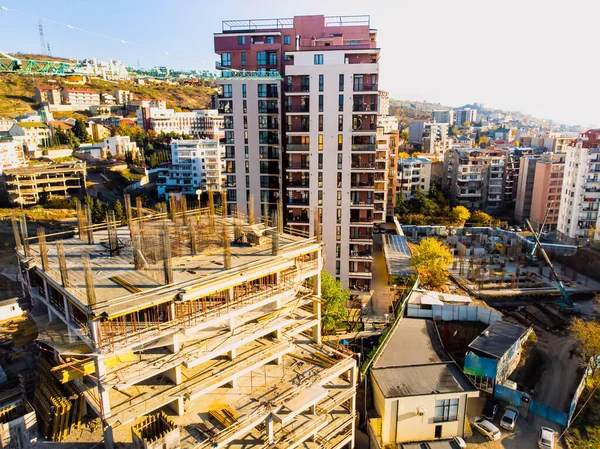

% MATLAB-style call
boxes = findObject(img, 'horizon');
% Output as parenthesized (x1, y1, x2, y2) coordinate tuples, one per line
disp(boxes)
(1, 0, 598, 127)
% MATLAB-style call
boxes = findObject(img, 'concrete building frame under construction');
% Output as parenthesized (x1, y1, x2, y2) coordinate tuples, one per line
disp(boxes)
(14, 196, 358, 449)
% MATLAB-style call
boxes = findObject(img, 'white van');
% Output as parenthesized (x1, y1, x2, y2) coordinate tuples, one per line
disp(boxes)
(472, 416, 502, 441)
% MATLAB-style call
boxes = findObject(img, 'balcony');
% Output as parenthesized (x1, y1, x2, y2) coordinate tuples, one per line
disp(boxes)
(351, 144, 376, 151)
(349, 233, 373, 243)
(287, 179, 310, 188)
(351, 163, 376, 170)
(352, 103, 377, 113)
(352, 119, 377, 132)
(286, 162, 310, 171)
(350, 215, 373, 224)
(287, 212, 310, 223)
(258, 105, 279, 114)
(287, 124, 310, 133)
(351, 178, 375, 189)
(353, 83, 378, 92)
(285, 85, 311, 93)
(286, 144, 310, 152)
(287, 197, 310, 206)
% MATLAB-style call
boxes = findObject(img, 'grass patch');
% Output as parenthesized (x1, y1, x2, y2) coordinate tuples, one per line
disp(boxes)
(0, 206, 76, 222)
(119, 168, 145, 181)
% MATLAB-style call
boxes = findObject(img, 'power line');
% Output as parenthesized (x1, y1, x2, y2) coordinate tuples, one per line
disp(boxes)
(0, 5, 203, 67)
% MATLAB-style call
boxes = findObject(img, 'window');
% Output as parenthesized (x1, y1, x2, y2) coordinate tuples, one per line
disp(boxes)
(336, 244, 341, 258)
(301, 76, 310, 92)
(337, 190, 342, 206)
(337, 173, 342, 188)
(268, 52, 277, 65)
(225, 147, 235, 158)
(241, 52, 246, 66)
(314, 54, 324, 65)
(339, 94, 344, 112)
(221, 53, 231, 67)
(284, 35, 291, 45)
(222, 84, 232, 98)
(318, 95, 324, 112)
(319, 75, 324, 92)
(245, 146, 249, 159)
(242, 84, 247, 98)
(319, 115, 323, 132)
(338, 154, 343, 169)
(338, 134, 343, 151)
(434, 399, 459, 423)
(266, 37, 274, 44)
(244, 131, 248, 145)
(257, 51, 267, 65)
(225, 131, 234, 144)
(336, 227, 342, 241)
(318, 190, 323, 206)
(243, 100, 247, 113)
(318, 172, 323, 187)
(246, 175, 250, 188)
(243, 116, 247, 129)
(318, 134, 323, 151)
(238, 36, 246, 45)
(339, 74, 344, 91)
(245, 160, 249, 173)
(318, 153, 323, 169)
(338, 115, 343, 132)
(337, 208, 342, 224)
(336, 260, 341, 274)
(284, 55, 291, 61)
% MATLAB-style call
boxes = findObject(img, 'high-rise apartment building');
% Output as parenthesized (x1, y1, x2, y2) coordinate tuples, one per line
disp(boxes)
(443, 148, 489, 210)
(431, 109, 454, 125)
(557, 130, 600, 244)
(397, 157, 432, 199)
(486, 148, 505, 210)
(214, 15, 381, 291)
(530, 152, 565, 231)
(378, 90, 390, 115)
(453, 108, 477, 126)
(514, 154, 541, 223)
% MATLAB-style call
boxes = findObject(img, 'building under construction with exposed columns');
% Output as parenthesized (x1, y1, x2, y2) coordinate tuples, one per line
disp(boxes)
(14, 194, 358, 449)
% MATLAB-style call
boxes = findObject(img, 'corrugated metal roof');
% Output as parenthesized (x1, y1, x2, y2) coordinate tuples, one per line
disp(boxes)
(382, 234, 414, 277)
(372, 362, 474, 398)
(468, 320, 528, 359)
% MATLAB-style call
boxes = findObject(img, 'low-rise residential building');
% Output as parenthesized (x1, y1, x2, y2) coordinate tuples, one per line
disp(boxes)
(409, 121, 450, 157)
(443, 148, 489, 210)
(377, 115, 398, 134)
(157, 139, 224, 198)
(398, 157, 432, 199)
(431, 109, 454, 125)
(104, 136, 140, 159)
(89, 122, 112, 142)
(114, 89, 133, 105)
(129, 98, 167, 110)
(8, 122, 51, 147)
(453, 135, 473, 148)
(0, 138, 26, 175)
(34, 86, 62, 105)
(60, 89, 101, 106)
(2, 161, 86, 205)
(557, 130, 600, 244)
(368, 318, 478, 447)
(137, 108, 224, 138)
(0, 118, 16, 135)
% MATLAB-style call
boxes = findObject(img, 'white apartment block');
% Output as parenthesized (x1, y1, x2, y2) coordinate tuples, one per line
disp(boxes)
(378, 90, 390, 115)
(0, 139, 26, 175)
(9, 122, 51, 147)
(104, 136, 140, 159)
(557, 130, 600, 245)
(431, 109, 454, 125)
(60, 89, 101, 106)
(408, 122, 448, 145)
(0, 118, 16, 134)
(453, 108, 477, 126)
(443, 148, 489, 210)
(378, 115, 399, 134)
(157, 139, 225, 199)
(397, 157, 432, 199)
(113, 89, 133, 105)
(137, 108, 224, 138)
(486, 148, 506, 210)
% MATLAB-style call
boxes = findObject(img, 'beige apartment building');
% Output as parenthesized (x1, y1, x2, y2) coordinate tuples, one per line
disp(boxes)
(528, 153, 565, 231)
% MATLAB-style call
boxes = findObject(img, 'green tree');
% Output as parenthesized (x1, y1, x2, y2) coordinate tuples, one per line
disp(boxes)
(395, 193, 409, 216)
(321, 271, 350, 334)
(113, 199, 126, 224)
(570, 318, 600, 380)
(449, 206, 471, 226)
(411, 238, 453, 289)
(92, 198, 107, 224)
(72, 118, 91, 143)
(470, 210, 499, 226)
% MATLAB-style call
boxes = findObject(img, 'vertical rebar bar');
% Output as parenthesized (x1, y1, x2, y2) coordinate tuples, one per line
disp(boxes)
(208, 190, 215, 234)
(76, 200, 84, 241)
(56, 240, 69, 287)
(248, 194, 255, 225)
(19, 216, 29, 257)
(11, 219, 22, 253)
(162, 226, 173, 285)
(82, 254, 96, 309)
(223, 222, 231, 270)
(221, 190, 228, 218)
(271, 210, 280, 256)
(124, 194, 133, 232)
(84, 204, 94, 244)
(277, 198, 283, 233)
(38, 227, 49, 271)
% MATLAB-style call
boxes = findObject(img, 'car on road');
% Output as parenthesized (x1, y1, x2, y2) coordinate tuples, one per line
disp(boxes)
(499, 407, 518, 430)
(452, 436, 467, 448)
(472, 416, 501, 441)
(481, 400, 499, 421)
(538, 426, 555, 448)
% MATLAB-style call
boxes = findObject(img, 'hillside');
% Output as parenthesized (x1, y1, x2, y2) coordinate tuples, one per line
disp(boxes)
(0, 73, 216, 118)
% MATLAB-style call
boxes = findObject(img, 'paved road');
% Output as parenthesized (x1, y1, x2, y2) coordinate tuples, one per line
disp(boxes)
(370, 234, 393, 316)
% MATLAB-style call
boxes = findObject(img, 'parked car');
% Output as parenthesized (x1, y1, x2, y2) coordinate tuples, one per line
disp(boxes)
(452, 436, 467, 448)
(515, 227, 523, 232)
(538, 427, 555, 448)
(482, 400, 499, 421)
(472, 416, 502, 441)
(500, 407, 519, 430)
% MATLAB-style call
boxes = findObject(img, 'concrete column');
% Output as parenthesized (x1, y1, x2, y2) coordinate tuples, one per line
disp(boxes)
(47, 307, 55, 322)
(169, 333, 181, 353)
(266, 415, 274, 444)
(229, 377, 238, 388)
(229, 347, 237, 360)
(312, 267, 322, 344)
(170, 397, 185, 416)
(94, 356, 115, 449)
(164, 366, 182, 385)
(229, 316, 235, 332)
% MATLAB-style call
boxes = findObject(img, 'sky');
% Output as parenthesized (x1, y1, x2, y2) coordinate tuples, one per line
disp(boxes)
(0, 0, 598, 126)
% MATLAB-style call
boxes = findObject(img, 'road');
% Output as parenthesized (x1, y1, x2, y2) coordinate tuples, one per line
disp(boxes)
(370, 234, 393, 316)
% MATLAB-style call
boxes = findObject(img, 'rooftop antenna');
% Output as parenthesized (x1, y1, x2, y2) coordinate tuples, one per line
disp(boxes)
(39, 20, 47, 56)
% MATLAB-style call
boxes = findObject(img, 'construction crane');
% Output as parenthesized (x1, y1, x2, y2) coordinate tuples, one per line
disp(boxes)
(527, 200, 553, 262)
(525, 219, 573, 310)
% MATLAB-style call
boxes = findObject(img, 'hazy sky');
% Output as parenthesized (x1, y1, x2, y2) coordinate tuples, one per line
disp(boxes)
(0, 0, 597, 126)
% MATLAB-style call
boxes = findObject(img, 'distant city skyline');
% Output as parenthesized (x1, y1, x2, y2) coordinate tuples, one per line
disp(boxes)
(0, 0, 597, 126)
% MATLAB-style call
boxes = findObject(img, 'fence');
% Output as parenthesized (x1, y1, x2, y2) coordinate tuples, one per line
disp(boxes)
(530, 400, 568, 427)
(407, 304, 502, 324)
(493, 384, 569, 427)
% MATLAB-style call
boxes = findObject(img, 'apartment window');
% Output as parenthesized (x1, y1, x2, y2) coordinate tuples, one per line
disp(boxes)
(338, 134, 343, 151)
(337, 191, 342, 206)
(238, 36, 246, 45)
(338, 115, 343, 132)
(257, 51, 267, 65)
(337, 208, 342, 224)
(226, 175, 236, 186)
(339, 94, 344, 112)
(225, 147, 235, 158)
(336, 227, 342, 242)
(319, 75, 324, 92)
(222, 84, 232, 98)
(434, 399, 459, 423)
(266, 37, 274, 44)
(318, 190, 323, 206)
(318, 115, 323, 132)
(318, 172, 323, 187)
(318, 95, 324, 112)
(221, 53, 231, 67)
(339, 74, 344, 91)
(243, 116, 248, 129)
(318, 134, 323, 151)
(246, 175, 250, 188)
(336, 260, 341, 274)
(244, 131, 248, 145)
(245, 160, 249, 174)
(284, 35, 291, 45)
(225, 131, 234, 144)
(337, 154, 343, 169)
(241, 52, 246, 66)
(243, 100, 247, 113)
(284, 55, 291, 61)
(337, 173, 342, 188)
(228, 190, 237, 201)
(245, 146, 249, 159)
(314, 54, 324, 65)
(242, 84, 247, 98)
(301, 76, 310, 92)
(268, 52, 277, 65)
(318, 153, 323, 169)
(336, 244, 341, 258)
